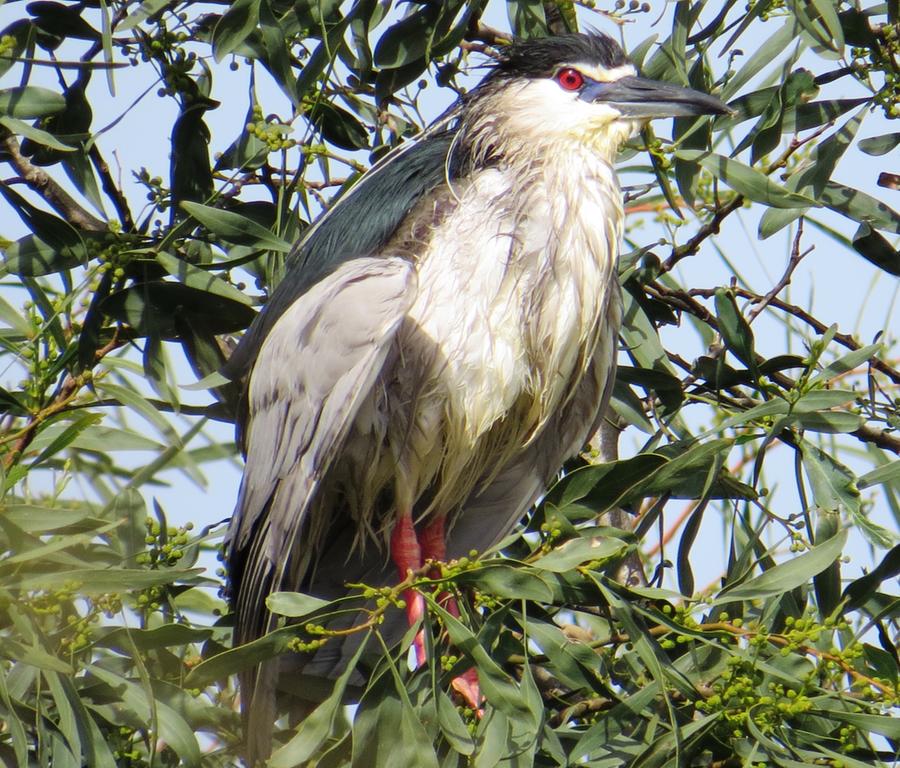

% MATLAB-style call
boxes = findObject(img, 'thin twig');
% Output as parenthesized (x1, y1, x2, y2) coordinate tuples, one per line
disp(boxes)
(747, 218, 811, 324)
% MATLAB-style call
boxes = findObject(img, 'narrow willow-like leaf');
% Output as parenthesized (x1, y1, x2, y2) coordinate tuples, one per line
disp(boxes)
(715, 530, 847, 604)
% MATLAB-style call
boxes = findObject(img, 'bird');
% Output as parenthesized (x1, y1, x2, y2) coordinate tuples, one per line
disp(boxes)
(223, 31, 728, 763)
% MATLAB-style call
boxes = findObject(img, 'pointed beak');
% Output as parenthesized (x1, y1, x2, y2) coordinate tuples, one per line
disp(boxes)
(581, 75, 731, 118)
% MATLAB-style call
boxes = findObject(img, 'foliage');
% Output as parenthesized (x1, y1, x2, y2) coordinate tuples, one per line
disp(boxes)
(1, 0, 899, 766)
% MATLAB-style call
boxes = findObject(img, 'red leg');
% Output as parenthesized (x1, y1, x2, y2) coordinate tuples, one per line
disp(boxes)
(390, 511, 426, 665)
(421, 516, 483, 711)
(420, 514, 458, 613)
(419, 514, 447, 563)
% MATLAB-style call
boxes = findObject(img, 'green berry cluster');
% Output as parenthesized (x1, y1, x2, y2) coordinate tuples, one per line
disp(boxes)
(432, 551, 480, 580)
(0, 33, 17, 56)
(246, 105, 297, 152)
(646, 137, 672, 172)
(612, 0, 652, 13)
(779, 613, 840, 652)
(24, 582, 78, 617)
(539, 521, 563, 549)
(25, 585, 122, 656)
(87, 232, 134, 285)
(157, 47, 198, 99)
(360, 584, 407, 614)
(17, 300, 61, 407)
(137, 517, 194, 568)
(136, 168, 169, 213)
(109, 725, 150, 768)
(850, 22, 900, 119)
(288, 630, 328, 654)
(130, 15, 198, 101)
(658, 603, 704, 649)
(696, 655, 812, 737)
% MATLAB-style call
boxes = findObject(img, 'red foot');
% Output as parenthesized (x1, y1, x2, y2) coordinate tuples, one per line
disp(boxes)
(451, 667, 483, 713)
(391, 511, 480, 707)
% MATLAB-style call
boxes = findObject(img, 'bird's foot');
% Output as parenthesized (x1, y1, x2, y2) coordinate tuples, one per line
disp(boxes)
(451, 667, 483, 714)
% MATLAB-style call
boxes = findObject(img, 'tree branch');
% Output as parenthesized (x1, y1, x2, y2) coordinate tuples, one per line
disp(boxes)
(1, 130, 105, 231)
(89, 145, 134, 230)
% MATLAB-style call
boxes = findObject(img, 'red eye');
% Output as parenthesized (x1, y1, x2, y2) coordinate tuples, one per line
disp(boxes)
(556, 67, 584, 91)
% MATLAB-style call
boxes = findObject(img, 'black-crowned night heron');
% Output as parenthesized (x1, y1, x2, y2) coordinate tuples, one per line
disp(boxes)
(224, 31, 727, 762)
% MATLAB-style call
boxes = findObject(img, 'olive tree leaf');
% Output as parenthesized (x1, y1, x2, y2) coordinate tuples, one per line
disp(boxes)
(715, 530, 847, 604)
(675, 150, 816, 208)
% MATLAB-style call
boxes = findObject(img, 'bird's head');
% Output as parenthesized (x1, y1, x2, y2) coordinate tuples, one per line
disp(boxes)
(463, 32, 730, 163)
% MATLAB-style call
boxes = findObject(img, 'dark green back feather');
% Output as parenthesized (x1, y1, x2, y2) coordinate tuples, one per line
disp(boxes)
(224, 126, 461, 382)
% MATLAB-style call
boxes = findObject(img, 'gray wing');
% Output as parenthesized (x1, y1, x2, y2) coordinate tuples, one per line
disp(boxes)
(226, 256, 416, 756)
(228, 255, 416, 642)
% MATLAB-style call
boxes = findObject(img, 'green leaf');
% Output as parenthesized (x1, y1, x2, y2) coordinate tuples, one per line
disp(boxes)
(789, 97, 869, 133)
(270, 637, 370, 767)
(266, 591, 330, 618)
(547, 454, 667, 514)
(788, 0, 844, 58)
(95, 625, 213, 651)
(185, 624, 299, 685)
(507, 0, 547, 38)
(710, 389, 858, 433)
(821, 182, 900, 235)
(676, 150, 816, 208)
(0, 503, 102, 533)
(811, 342, 882, 384)
(857, 460, 900, 490)
(801, 440, 860, 514)
(436, 690, 475, 756)
(851, 223, 900, 276)
(119, 0, 173, 29)
(0, 115, 75, 151)
(0, 86, 66, 118)
(522, 618, 599, 691)
(1, 234, 86, 276)
(373, 7, 441, 68)
(86, 664, 201, 768)
(433, 604, 536, 724)
(715, 530, 847, 604)
(180, 201, 291, 251)
(102, 281, 257, 338)
(0, 638, 74, 672)
(714, 288, 756, 370)
(458, 564, 558, 602)
(155, 251, 252, 305)
(760, 106, 867, 238)
(796, 411, 864, 434)
(811, 705, 900, 739)
(15, 568, 204, 592)
(532, 536, 627, 573)
(841, 544, 900, 609)
(212, 0, 260, 61)
(29, 412, 103, 468)
(68, 424, 165, 452)
(307, 101, 369, 150)
(351, 667, 439, 768)
(859, 132, 900, 156)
